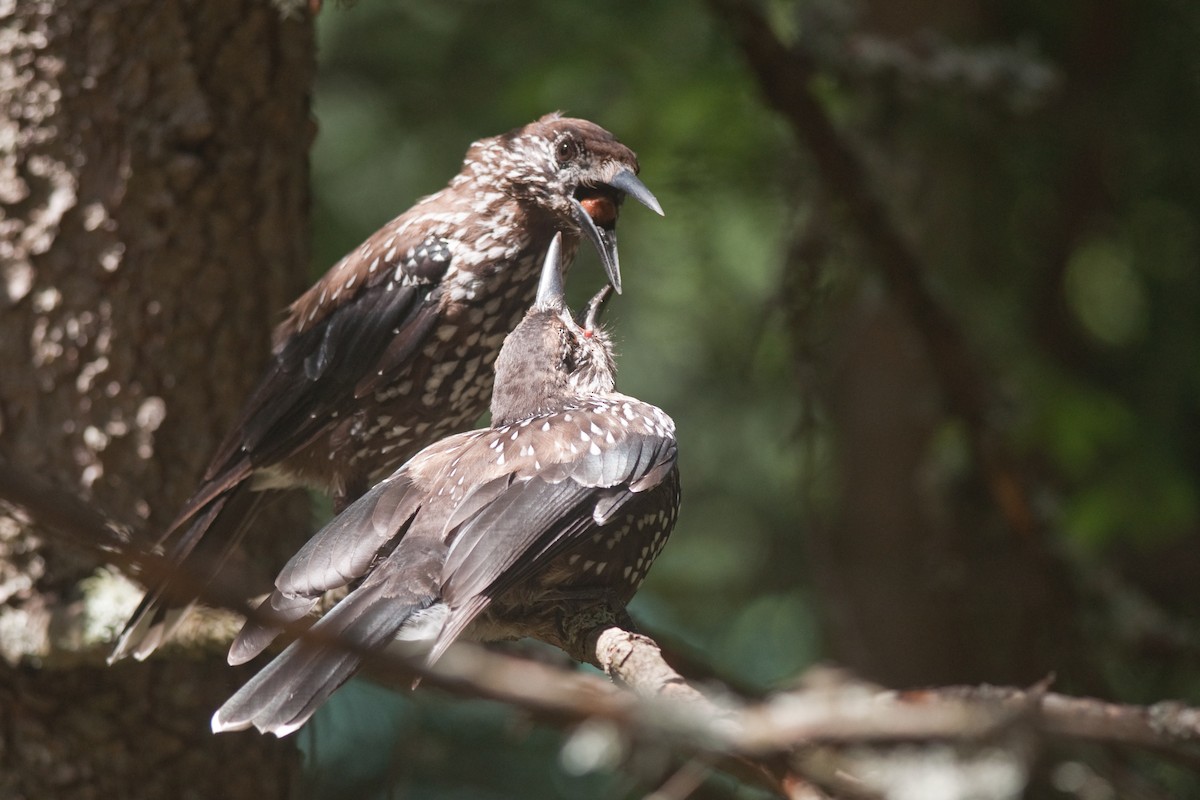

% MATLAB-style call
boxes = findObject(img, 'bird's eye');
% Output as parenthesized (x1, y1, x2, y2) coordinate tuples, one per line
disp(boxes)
(555, 136, 578, 164)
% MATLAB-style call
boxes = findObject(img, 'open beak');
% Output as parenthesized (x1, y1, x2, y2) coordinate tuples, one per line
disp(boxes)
(570, 168, 663, 295)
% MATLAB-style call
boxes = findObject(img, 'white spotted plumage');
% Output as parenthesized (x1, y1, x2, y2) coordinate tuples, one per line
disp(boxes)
(209, 168, 670, 739)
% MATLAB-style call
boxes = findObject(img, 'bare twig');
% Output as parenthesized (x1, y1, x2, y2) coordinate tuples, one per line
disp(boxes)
(706, 0, 1037, 540)
(0, 457, 133, 554)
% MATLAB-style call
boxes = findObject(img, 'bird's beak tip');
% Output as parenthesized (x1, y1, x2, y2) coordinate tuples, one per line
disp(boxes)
(536, 233, 567, 309)
(609, 169, 663, 218)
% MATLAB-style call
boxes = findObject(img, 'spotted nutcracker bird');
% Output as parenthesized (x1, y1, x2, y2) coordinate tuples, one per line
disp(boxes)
(210, 234, 679, 736)
(111, 114, 662, 661)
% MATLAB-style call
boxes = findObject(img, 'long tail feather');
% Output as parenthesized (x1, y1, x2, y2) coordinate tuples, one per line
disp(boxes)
(110, 485, 265, 662)
(212, 579, 436, 736)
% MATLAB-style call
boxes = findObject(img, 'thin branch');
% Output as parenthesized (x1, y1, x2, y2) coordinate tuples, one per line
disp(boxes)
(0, 457, 133, 554)
(0, 456, 277, 642)
(5, 457, 1200, 794)
(707, 0, 1037, 540)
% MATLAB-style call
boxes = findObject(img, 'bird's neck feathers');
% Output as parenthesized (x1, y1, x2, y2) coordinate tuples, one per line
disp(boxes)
(489, 311, 616, 427)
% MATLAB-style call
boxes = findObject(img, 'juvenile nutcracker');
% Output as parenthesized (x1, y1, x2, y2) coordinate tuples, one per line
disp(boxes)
(213, 234, 680, 736)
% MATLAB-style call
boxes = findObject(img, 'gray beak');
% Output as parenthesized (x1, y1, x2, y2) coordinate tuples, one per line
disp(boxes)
(570, 168, 663, 296)
(610, 169, 664, 217)
(582, 284, 614, 331)
(535, 232, 566, 310)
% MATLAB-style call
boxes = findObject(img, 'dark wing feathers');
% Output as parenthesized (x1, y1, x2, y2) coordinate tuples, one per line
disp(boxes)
(441, 477, 599, 604)
(354, 299, 442, 399)
(110, 485, 260, 662)
(439, 424, 676, 599)
(275, 473, 422, 597)
(214, 550, 442, 736)
(236, 283, 422, 466)
(626, 442, 678, 495)
(227, 589, 321, 666)
(220, 408, 677, 725)
(431, 430, 676, 659)
(165, 283, 423, 530)
(185, 233, 452, 527)
(565, 434, 648, 488)
(429, 482, 601, 663)
(441, 472, 515, 533)
(227, 472, 426, 664)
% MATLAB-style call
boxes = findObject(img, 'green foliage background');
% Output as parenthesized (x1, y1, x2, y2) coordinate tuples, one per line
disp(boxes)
(294, 1, 1200, 796)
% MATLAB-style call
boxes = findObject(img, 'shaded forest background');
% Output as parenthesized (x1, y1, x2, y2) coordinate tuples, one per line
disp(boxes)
(298, 1, 1200, 795)
(3, 0, 1200, 797)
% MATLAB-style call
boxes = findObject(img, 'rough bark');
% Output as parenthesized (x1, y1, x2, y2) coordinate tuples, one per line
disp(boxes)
(0, 0, 313, 795)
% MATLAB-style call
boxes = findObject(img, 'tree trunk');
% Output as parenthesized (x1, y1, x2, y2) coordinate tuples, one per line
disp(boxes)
(803, 288, 1080, 688)
(1, 0, 313, 795)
